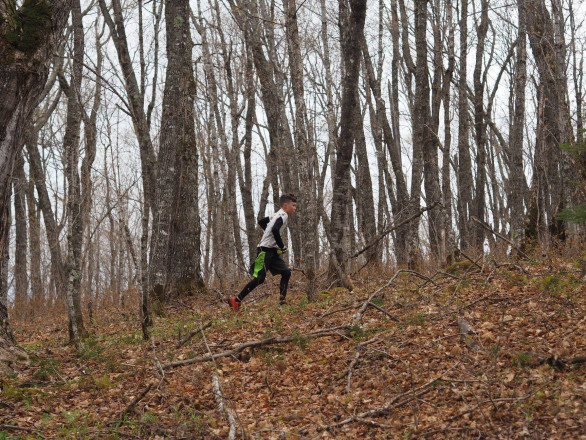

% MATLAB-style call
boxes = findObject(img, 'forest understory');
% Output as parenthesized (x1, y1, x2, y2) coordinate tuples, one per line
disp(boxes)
(1, 252, 585, 440)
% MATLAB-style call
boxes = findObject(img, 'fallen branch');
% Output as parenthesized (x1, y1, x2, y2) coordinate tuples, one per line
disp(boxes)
(162, 326, 350, 369)
(350, 202, 440, 261)
(0, 425, 46, 439)
(322, 363, 458, 431)
(511, 352, 586, 368)
(176, 321, 212, 349)
(471, 216, 531, 260)
(201, 325, 239, 440)
(353, 270, 421, 326)
(120, 384, 152, 418)
(367, 302, 400, 321)
(347, 337, 378, 394)
(151, 336, 165, 386)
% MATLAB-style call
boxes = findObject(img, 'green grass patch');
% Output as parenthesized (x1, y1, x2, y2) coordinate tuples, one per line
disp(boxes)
(402, 312, 427, 327)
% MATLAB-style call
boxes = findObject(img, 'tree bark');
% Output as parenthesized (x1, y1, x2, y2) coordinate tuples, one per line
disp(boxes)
(525, 0, 575, 243)
(284, 0, 318, 300)
(457, 0, 473, 249)
(330, 0, 367, 290)
(61, 0, 87, 348)
(509, 0, 528, 243)
(13, 150, 28, 316)
(150, 0, 205, 297)
(471, 0, 489, 249)
(0, 0, 72, 372)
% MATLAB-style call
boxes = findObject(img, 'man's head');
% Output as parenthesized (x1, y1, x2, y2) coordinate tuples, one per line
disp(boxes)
(280, 193, 297, 215)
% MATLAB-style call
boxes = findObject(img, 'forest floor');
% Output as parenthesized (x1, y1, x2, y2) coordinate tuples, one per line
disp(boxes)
(1, 254, 585, 439)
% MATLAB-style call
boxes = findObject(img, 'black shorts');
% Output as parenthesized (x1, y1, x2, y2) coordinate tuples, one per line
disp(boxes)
(249, 247, 290, 281)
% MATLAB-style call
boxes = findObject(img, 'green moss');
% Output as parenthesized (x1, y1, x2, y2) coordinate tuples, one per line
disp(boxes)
(1, 0, 52, 54)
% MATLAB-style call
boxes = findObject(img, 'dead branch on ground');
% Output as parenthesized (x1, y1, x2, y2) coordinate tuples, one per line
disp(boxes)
(201, 325, 239, 440)
(353, 269, 429, 326)
(120, 384, 153, 418)
(176, 321, 212, 349)
(322, 363, 459, 431)
(162, 325, 351, 369)
(346, 337, 378, 394)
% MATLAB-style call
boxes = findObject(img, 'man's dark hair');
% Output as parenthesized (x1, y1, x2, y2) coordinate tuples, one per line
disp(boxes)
(280, 193, 297, 205)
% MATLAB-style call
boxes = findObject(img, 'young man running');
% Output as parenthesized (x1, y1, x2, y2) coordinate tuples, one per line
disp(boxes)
(228, 193, 297, 311)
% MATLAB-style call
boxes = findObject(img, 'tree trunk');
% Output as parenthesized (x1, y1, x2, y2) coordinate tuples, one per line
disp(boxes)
(61, 0, 87, 348)
(525, 0, 575, 244)
(472, 0, 489, 249)
(457, 0, 473, 249)
(13, 150, 28, 317)
(284, 0, 318, 300)
(0, 0, 71, 372)
(150, 0, 205, 297)
(422, 0, 443, 262)
(441, 0, 456, 265)
(329, 0, 367, 290)
(509, 0, 528, 243)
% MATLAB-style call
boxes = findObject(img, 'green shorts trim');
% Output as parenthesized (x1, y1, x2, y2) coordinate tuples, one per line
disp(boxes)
(252, 251, 266, 278)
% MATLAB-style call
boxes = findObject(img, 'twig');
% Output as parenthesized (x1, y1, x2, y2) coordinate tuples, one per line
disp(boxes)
(352, 270, 410, 326)
(322, 363, 459, 431)
(201, 326, 239, 440)
(120, 384, 153, 418)
(495, 262, 529, 273)
(349, 202, 441, 260)
(471, 216, 531, 260)
(163, 326, 350, 369)
(347, 337, 378, 394)
(176, 321, 212, 349)
(151, 336, 165, 386)
(0, 425, 46, 439)
(367, 302, 400, 322)
(435, 271, 463, 281)
(460, 251, 483, 270)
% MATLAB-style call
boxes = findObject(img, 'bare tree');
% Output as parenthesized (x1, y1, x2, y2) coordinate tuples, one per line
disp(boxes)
(329, 0, 367, 290)
(0, 0, 72, 371)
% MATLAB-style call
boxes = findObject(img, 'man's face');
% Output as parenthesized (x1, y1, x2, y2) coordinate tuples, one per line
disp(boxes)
(283, 201, 297, 215)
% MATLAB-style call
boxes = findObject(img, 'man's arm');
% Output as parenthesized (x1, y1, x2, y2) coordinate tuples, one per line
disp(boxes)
(271, 217, 285, 249)
(258, 217, 270, 230)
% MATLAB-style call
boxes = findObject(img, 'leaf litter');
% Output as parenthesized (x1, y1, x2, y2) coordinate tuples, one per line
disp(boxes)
(1, 256, 585, 439)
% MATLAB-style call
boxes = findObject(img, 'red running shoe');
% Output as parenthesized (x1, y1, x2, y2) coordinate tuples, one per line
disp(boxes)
(228, 297, 241, 312)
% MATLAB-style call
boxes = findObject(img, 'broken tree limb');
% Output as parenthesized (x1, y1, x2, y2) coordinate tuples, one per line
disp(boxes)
(349, 202, 441, 261)
(176, 321, 212, 349)
(120, 383, 152, 418)
(322, 363, 459, 431)
(200, 324, 239, 440)
(151, 336, 165, 384)
(471, 216, 531, 260)
(460, 251, 483, 270)
(367, 302, 400, 322)
(352, 269, 428, 326)
(347, 337, 378, 394)
(162, 326, 351, 369)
